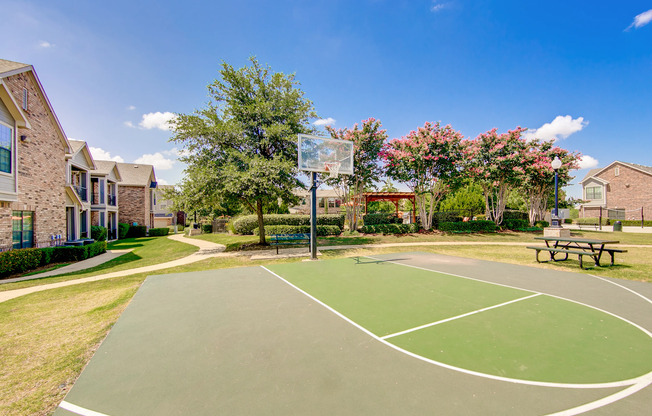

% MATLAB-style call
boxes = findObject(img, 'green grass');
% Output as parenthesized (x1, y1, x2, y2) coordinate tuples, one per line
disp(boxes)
(267, 258, 652, 383)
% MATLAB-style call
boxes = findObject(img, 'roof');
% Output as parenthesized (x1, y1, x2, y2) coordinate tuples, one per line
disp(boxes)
(68, 139, 86, 153)
(580, 161, 652, 184)
(0, 59, 30, 77)
(116, 162, 157, 187)
(91, 160, 123, 181)
(67, 139, 96, 170)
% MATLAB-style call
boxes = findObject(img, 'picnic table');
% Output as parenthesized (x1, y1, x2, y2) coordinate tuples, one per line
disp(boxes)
(526, 236, 627, 269)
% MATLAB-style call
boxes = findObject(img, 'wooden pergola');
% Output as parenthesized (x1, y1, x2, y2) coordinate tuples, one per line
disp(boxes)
(363, 192, 416, 221)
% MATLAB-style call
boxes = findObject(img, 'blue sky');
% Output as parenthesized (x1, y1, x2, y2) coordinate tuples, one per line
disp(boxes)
(1, 1, 651, 198)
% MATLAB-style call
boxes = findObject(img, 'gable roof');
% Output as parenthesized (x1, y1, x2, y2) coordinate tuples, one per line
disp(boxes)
(580, 161, 652, 184)
(0, 82, 30, 128)
(91, 160, 123, 181)
(116, 162, 157, 187)
(0, 59, 72, 153)
(67, 139, 97, 170)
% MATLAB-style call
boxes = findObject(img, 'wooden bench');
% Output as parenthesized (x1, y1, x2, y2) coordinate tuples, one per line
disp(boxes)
(270, 233, 310, 254)
(576, 223, 600, 230)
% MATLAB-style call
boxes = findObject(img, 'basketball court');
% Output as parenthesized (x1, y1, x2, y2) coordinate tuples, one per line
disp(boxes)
(55, 252, 652, 415)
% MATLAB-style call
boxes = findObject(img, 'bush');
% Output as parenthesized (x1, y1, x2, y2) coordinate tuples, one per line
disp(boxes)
(0, 248, 43, 277)
(534, 220, 549, 228)
(438, 220, 497, 233)
(360, 223, 419, 234)
(233, 214, 345, 234)
(253, 224, 341, 236)
(613, 220, 652, 227)
(501, 219, 529, 230)
(575, 217, 609, 225)
(564, 218, 573, 224)
(148, 227, 170, 236)
(126, 225, 147, 238)
(118, 223, 130, 239)
(51, 241, 107, 263)
(202, 224, 213, 233)
(503, 210, 528, 220)
(363, 213, 402, 226)
(40, 247, 55, 266)
(91, 225, 107, 241)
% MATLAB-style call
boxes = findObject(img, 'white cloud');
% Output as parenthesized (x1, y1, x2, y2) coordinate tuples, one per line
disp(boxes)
(89, 147, 125, 163)
(127, 105, 136, 111)
(38, 40, 54, 48)
(523, 115, 588, 142)
(139, 112, 177, 131)
(124, 121, 135, 128)
(626, 9, 652, 30)
(313, 117, 336, 126)
(431, 2, 450, 12)
(134, 152, 175, 170)
(578, 155, 599, 170)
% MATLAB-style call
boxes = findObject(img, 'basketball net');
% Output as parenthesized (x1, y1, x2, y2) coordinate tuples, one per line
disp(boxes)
(324, 161, 341, 179)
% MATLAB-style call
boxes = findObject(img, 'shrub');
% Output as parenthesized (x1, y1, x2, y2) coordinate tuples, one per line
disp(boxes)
(91, 225, 108, 241)
(503, 210, 528, 220)
(501, 219, 529, 230)
(118, 223, 130, 239)
(148, 227, 170, 237)
(564, 218, 573, 224)
(40, 247, 55, 266)
(0, 248, 43, 277)
(613, 220, 652, 227)
(432, 212, 463, 228)
(438, 220, 497, 233)
(233, 214, 345, 234)
(253, 224, 341, 236)
(363, 213, 402, 226)
(534, 220, 549, 228)
(575, 217, 609, 225)
(126, 225, 147, 238)
(202, 224, 213, 233)
(52, 241, 107, 263)
(360, 223, 419, 234)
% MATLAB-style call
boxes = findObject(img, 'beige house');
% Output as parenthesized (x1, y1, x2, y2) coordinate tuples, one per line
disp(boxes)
(152, 184, 175, 228)
(116, 162, 157, 228)
(580, 161, 652, 221)
(90, 160, 121, 239)
(0, 59, 71, 249)
(290, 189, 342, 215)
(66, 140, 96, 241)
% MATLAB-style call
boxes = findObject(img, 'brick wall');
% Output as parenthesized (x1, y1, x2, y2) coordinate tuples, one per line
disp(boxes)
(118, 185, 150, 227)
(593, 164, 652, 220)
(0, 72, 67, 248)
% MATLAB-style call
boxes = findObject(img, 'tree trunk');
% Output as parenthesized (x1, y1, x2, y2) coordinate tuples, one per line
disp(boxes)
(256, 199, 267, 245)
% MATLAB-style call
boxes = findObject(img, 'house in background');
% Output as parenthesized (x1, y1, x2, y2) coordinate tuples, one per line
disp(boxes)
(66, 140, 96, 241)
(116, 162, 157, 228)
(0, 59, 71, 250)
(290, 189, 342, 215)
(90, 160, 121, 239)
(152, 184, 176, 228)
(579, 161, 652, 221)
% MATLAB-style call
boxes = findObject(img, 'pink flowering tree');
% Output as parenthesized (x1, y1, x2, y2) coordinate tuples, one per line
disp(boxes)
(520, 140, 580, 224)
(465, 127, 528, 225)
(381, 122, 465, 230)
(325, 118, 387, 231)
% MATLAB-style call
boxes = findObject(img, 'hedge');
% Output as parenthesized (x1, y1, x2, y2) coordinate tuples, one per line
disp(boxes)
(233, 214, 345, 235)
(574, 217, 610, 225)
(91, 225, 107, 241)
(118, 223, 130, 239)
(253, 224, 341, 236)
(363, 213, 402, 226)
(534, 220, 549, 228)
(438, 220, 497, 233)
(202, 224, 213, 233)
(0, 241, 107, 278)
(148, 227, 170, 237)
(612, 220, 652, 227)
(126, 225, 147, 238)
(501, 219, 529, 230)
(360, 223, 419, 234)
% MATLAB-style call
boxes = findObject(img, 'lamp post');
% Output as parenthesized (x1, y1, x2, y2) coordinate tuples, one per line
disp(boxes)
(551, 156, 562, 228)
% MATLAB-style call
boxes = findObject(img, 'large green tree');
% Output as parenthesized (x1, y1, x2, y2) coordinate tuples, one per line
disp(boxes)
(171, 58, 316, 244)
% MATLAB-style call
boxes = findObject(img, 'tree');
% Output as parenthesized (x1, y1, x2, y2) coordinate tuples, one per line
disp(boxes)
(438, 181, 485, 216)
(325, 118, 387, 231)
(171, 57, 316, 244)
(520, 140, 579, 224)
(382, 122, 465, 230)
(465, 127, 528, 225)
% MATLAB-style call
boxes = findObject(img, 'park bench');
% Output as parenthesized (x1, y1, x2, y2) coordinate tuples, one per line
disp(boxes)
(526, 236, 626, 269)
(576, 223, 600, 230)
(270, 233, 310, 254)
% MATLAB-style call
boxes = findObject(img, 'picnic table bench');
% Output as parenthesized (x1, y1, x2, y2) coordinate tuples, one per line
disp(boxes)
(526, 236, 627, 269)
(270, 233, 310, 254)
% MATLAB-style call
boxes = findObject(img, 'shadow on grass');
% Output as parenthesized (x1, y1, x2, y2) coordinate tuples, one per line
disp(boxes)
(55, 252, 143, 277)
(318, 236, 376, 245)
(107, 237, 156, 250)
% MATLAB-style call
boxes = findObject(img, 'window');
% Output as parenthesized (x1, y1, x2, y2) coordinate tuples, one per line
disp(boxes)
(0, 123, 12, 174)
(12, 211, 34, 249)
(614, 167, 620, 177)
(586, 186, 602, 200)
(100, 179, 105, 204)
(22, 88, 28, 111)
(100, 212, 106, 227)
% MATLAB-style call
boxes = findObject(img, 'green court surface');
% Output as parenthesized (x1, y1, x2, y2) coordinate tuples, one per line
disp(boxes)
(55, 252, 652, 416)
(266, 257, 652, 384)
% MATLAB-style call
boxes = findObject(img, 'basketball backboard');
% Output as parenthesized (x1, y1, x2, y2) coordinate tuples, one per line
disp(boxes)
(297, 134, 354, 175)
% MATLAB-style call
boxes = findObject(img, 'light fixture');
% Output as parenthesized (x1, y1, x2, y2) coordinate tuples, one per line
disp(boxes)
(551, 156, 562, 228)
(20, 135, 29, 143)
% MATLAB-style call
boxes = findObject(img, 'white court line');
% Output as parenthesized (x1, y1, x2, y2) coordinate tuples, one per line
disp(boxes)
(381, 293, 541, 340)
(59, 400, 110, 416)
(260, 265, 650, 390)
(588, 273, 652, 305)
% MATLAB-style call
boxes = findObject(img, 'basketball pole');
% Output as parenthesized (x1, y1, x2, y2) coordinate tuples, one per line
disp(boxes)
(310, 171, 318, 260)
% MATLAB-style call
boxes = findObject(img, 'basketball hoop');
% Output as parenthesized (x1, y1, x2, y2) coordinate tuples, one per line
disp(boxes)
(324, 161, 341, 179)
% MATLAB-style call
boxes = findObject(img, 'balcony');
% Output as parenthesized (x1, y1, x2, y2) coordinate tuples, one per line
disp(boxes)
(73, 185, 87, 202)
(108, 195, 117, 206)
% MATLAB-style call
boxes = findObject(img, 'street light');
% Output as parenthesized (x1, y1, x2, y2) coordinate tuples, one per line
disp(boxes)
(551, 156, 562, 228)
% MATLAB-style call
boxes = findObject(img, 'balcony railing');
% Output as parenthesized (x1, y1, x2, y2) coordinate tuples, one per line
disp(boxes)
(108, 195, 117, 206)
(73, 185, 87, 202)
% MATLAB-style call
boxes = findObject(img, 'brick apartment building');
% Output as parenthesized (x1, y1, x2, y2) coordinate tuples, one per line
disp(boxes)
(116, 163, 157, 228)
(579, 161, 652, 221)
(0, 59, 71, 249)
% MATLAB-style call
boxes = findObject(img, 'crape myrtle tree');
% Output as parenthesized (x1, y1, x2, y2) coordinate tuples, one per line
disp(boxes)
(324, 118, 387, 231)
(465, 127, 528, 225)
(170, 57, 316, 244)
(520, 139, 580, 225)
(381, 122, 466, 230)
